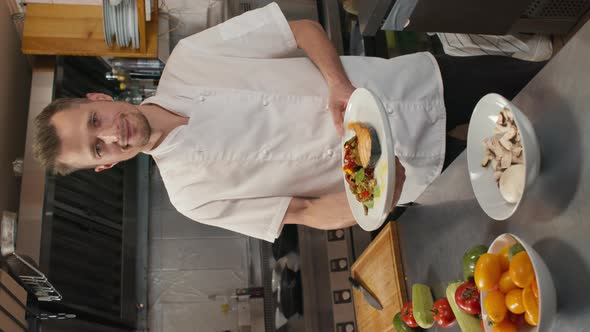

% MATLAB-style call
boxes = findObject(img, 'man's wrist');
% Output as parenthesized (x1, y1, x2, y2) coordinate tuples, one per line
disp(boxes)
(327, 77, 354, 90)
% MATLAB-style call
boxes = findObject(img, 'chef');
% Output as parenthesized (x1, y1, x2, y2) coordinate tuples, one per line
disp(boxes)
(32, 3, 543, 241)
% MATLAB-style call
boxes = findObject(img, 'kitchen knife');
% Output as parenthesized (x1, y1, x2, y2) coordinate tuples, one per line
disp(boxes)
(348, 277, 383, 310)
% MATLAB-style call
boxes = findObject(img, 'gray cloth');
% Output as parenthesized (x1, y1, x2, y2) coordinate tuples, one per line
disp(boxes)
(381, 0, 417, 31)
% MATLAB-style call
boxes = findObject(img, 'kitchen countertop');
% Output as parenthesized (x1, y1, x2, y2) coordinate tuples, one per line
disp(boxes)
(394, 18, 590, 330)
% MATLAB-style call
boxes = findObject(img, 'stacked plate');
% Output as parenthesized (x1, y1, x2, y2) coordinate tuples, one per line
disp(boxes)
(102, 0, 139, 49)
(145, 0, 152, 21)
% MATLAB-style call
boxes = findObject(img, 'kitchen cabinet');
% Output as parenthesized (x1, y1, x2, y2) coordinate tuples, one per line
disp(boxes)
(22, 1, 158, 57)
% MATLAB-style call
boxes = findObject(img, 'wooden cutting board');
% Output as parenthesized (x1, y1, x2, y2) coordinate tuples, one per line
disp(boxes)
(351, 222, 407, 332)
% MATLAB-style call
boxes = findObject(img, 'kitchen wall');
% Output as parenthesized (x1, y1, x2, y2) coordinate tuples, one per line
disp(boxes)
(148, 166, 251, 332)
(161, 0, 210, 48)
(0, 2, 32, 214)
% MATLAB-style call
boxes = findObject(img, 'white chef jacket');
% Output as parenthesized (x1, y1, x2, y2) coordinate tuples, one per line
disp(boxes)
(143, 2, 446, 242)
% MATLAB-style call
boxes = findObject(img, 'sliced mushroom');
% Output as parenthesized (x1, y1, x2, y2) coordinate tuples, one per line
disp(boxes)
(502, 107, 514, 123)
(497, 111, 506, 126)
(495, 124, 510, 135)
(481, 151, 493, 167)
(506, 125, 517, 141)
(490, 137, 507, 161)
(481, 108, 525, 188)
(512, 145, 523, 158)
(513, 153, 524, 164)
(500, 151, 513, 169)
(499, 164, 525, 203)
(499, 134, 513, 151)
(491, 158, 499, 171)
(494, 171, 503, 183)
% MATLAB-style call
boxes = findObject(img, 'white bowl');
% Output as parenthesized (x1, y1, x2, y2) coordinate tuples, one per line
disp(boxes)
(467, 93, 541, 220)
(480, 234, 556, 332)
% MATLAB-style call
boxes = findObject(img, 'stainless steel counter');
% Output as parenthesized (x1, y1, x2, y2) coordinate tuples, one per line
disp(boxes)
(395, 19, 590, 331)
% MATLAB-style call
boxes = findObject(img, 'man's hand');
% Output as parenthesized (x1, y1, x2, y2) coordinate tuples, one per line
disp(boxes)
(288, 20, 355, 136)
(391, 157, 406, 208)
(328, 81, 356, 137)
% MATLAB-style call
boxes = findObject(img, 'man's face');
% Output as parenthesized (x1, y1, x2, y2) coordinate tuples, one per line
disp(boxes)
(52, 95, 151, 172)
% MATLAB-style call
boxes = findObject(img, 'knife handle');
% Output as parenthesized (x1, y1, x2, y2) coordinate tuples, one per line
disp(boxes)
(348, 277, 360, 290)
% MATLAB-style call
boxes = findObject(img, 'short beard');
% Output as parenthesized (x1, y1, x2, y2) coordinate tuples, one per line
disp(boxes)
(129, 112, 151, 147)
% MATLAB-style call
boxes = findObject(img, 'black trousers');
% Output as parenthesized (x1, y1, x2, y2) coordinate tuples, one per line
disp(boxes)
(434, 54, 546, 169)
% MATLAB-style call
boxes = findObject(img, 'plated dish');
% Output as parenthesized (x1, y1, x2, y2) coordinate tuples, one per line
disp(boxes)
(342, 88, 395, 231)
(342, 123, 381, 215)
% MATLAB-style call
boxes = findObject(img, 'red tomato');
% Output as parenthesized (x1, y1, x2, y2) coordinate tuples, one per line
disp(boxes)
(360, 191, 370, 199)
(344, 162, 356, 170)
(455, 281, 481, 315)
(432, 298, 456, 328)
(401, 302, 418, 328)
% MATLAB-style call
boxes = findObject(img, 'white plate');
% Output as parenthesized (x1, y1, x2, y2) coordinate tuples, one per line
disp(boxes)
(108, 3, 116, 44)
(132, 0, 138, 48)
(102, 0, 111, 47)
(108, 1, 115, 46)
(467, 93, 541, 220)
(115, 2, 122, 47)
(121, 0, 128, 47)
(342, 88, 396, 231)
(127, 0, 132, 47)
(117, 2, 124, 47)
(126, 0, 132, 47)
(145, 0, 151, 21)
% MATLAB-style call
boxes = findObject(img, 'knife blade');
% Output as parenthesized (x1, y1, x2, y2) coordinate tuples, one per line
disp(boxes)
(349, 277, 383, 310)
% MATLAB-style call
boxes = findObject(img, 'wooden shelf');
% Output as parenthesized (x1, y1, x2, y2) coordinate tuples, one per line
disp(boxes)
(22, 2, 158, 58)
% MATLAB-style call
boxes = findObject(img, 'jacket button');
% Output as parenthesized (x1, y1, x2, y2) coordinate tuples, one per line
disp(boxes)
(387, 108, 393, 114)
(326, 149, 334, 156)
(262, 100, 269, 106)
(199, 96, 206, 102)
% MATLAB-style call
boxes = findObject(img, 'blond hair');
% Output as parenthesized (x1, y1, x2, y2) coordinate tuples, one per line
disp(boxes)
(32, 98, 90, 175)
